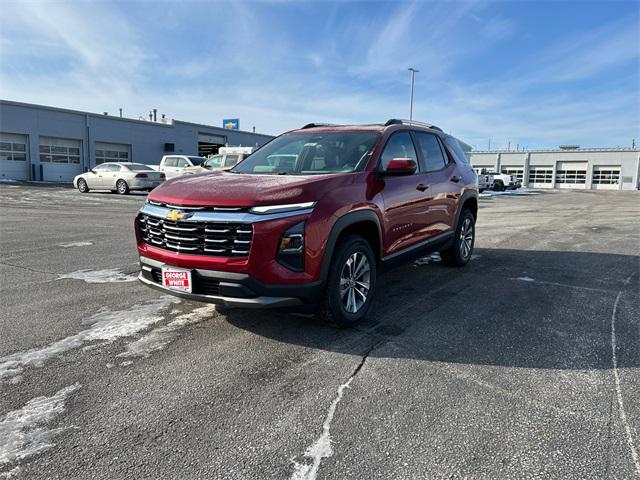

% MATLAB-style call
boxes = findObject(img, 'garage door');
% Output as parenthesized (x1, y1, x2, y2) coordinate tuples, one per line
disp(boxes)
(39, 136, 82, 182)
(555, 162, 587, 189)
(0, 133, 29, 181)
(528, 167, 553, 188)
(591, 166, 621, 190)
(95, 142, 131, 165)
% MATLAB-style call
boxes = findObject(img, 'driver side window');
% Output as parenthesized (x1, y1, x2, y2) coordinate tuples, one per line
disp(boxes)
(379, 131, 418, 171)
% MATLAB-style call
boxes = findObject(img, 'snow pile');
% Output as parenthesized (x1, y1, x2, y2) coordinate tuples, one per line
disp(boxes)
(0, 383, 81, 466)
(0, 179, 18, 184)
(119, 305, 216, 358)
(58, 241, 93, 248)
(58, 268, 137, 283)
(413, 252, 441, 266)
(480, 188, 543, 197)
(0, 297, 177, 383)
(516, 276, 535, 282)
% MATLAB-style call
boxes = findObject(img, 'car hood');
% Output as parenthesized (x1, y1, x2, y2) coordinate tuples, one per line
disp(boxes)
(147, 171, 353, 207)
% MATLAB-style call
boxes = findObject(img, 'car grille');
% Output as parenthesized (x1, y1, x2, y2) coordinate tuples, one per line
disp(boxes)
(139, 214, 253, 257)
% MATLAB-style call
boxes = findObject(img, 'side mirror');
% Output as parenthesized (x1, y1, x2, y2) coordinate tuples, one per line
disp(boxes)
(383, 158, 417, 176)
(89, 168, 96, 174)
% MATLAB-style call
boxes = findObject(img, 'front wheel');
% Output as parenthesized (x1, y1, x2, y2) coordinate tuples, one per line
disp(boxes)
(319, 235, 376, 328)
(441, 209, 475, 267)
(116, 179, 129, 195)
(77, 178, 89, 193)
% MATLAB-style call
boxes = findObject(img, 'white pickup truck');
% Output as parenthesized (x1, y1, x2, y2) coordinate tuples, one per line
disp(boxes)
(474, 168, 520, 191)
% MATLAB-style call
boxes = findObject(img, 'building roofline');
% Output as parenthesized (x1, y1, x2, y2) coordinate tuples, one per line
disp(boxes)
(0, 99, 274, 138)
(470, 147, 640, 154)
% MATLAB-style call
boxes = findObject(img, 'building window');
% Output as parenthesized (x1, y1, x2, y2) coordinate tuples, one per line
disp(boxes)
(556, 169, 586, 184)
(39, 137, 81, 163)
(0, 141, 27, 161)
(528, 168, 553, 183)
(592, 167, 620, 185)
(501, 168, 524, 183)
(95, 142, 130, 164)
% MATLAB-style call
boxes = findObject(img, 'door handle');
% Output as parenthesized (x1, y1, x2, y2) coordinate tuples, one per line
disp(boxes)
(416, 183, 430, 192)
(450, 176, 461, 183)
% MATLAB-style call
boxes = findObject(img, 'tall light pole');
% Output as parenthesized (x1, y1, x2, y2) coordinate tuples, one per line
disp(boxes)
(408, 67, 419, 120)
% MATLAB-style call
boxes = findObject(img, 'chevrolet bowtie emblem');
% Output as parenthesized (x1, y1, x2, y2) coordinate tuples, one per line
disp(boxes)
(166, 210, 191, 221)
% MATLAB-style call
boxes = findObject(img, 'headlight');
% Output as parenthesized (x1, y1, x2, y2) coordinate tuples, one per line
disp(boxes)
(249, 202, 315, 215)
(276, 221, 306, 272)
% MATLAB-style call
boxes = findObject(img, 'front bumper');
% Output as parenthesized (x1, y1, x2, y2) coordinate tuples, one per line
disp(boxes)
(139, 255, 323, 308)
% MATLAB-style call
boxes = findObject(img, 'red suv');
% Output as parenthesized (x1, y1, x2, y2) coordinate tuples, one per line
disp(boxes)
(135, 119, 478, 326)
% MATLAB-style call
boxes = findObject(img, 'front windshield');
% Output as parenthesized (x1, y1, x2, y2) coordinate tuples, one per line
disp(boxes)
(188, 156, 206, 166)
(231, 131, 380, 175)
(205, 155, 223, 168)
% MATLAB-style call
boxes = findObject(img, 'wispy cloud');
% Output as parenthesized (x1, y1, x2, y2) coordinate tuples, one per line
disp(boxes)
(0, 0, 638, 148)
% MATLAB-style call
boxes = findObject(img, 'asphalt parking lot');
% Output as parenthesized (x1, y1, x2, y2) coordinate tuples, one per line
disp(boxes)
(1, 184, 639, 479)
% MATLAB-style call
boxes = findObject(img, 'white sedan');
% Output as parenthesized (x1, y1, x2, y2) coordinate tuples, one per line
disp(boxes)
(74, 163, 166, 195)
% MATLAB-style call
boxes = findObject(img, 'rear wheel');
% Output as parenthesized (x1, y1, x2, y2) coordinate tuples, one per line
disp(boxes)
(116, 179, 129, 195)
(441, 209, 475, 267)
(77, 178, 89, 193)
(319, 235, 376, 328)
(493, 180, 505, 191)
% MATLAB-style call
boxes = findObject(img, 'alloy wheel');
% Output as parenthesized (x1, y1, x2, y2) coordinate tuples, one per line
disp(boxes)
(339, 251, 371, 314)
(459, 217, 474, 260)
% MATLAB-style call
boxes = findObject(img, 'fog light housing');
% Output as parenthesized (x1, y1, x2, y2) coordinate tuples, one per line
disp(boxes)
(277, 221, 305, 272)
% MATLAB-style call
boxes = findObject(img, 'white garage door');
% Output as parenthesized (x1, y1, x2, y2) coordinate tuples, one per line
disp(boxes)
(39, 136, 82, 182)
(0, 133, 29, 181)
(555, 162, 587, 189)
(591, 166, 621, 190)
(528, 167, 553, 188)
(95, 142, 131, 165)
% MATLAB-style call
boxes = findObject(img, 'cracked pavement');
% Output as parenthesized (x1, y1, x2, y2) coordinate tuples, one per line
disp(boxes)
(0, 184, 639, 479)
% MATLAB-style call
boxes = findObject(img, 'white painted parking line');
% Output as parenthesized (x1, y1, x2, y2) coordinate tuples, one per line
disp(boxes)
(611, 273, 640, 476)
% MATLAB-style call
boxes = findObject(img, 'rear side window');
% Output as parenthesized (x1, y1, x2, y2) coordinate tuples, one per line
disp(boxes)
(379, 132, 418, 171)
(415, 132, 447, 172)
(444, 137, 470, 164)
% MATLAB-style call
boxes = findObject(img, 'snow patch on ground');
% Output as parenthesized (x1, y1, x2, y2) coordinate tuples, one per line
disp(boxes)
(0, 179, 18, 184)
(290, 375, 357, 480)
(516, 276, 535, 282)
(119, 305, 216, 358)
(413, 252, 441, 266)
(0, 297, 177, 383)
(58, 268, 137, 283)
(0, 383, 81, 467)
(0, 466, 21, 478)
(480, 188, 543, 197)
(59, 241, 93, 248)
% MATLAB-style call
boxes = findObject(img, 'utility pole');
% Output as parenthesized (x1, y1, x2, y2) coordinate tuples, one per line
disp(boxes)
(408, 68, 419, 120)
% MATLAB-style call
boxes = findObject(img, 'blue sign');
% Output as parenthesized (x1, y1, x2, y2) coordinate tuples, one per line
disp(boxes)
(223, 118, 239, 130)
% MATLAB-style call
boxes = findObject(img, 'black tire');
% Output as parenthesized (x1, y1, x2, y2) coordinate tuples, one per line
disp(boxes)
(441, 209, 475, 267)
(77, 178, 89, 193)
(318, 235, 376, 328)
(116, 179, 129, 195)
(493, 180, 505, 192)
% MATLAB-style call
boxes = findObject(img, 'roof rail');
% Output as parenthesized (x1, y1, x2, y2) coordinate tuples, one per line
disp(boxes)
(384, 118, 443, 132)
(300, 123, 338, 129)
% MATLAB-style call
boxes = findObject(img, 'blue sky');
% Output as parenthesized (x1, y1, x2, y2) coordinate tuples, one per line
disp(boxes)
(1, 0, 638, 149)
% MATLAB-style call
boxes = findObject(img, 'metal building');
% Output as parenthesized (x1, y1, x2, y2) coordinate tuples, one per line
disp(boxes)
(0, 100, 274, 182)
(469, 147, 640, 191)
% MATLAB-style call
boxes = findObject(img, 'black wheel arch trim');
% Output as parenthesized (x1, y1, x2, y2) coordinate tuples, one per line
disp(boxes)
(454, 189, 479, 227)
(319, 209, 383, 282)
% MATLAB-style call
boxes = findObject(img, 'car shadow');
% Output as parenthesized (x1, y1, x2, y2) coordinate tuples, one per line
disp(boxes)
(223, 248, 639, 370)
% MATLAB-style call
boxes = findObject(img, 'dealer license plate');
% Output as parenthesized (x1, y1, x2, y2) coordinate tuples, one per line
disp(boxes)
(161, 267, 192, 293)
